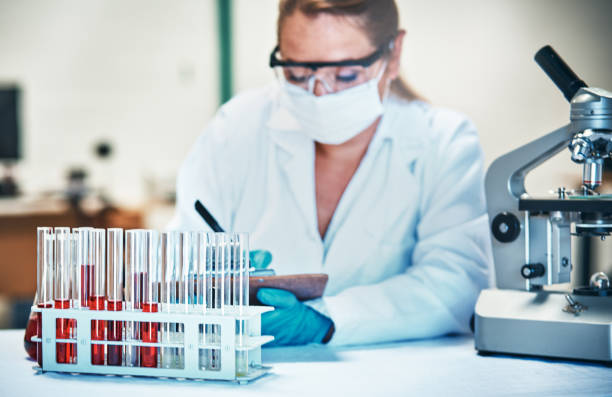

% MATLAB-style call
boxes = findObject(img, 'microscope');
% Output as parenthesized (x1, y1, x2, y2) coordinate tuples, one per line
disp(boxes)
(474, 46, 612, 363)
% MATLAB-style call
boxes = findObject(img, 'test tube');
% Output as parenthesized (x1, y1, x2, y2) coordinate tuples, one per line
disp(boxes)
(222, 234, 231, 311)
(54, 227, 75, 364)
(70, 228, 78, 310)
(195, 231, 206, 310)
(203, 232, 214, 370)
(106, 228, 124, 366)
(125, 229, 143, 367)
(233, 232, 249, 376)
(180, 232, 191, 314)
(182, 231, 199, 312)
(89, 229, 106, 365)
(140, 230, 159, 368)
(209, 232, 227, 371)
(76, 227, 94, 309)
(160, 231, 183, 369)
(36, 227, 54, 367)
(197, 232, 212, 370)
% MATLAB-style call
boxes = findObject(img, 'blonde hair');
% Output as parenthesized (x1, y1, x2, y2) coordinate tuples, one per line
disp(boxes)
(277, 0, 421, 101)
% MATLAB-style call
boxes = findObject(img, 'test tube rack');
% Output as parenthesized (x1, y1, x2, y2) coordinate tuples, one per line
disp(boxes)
(31, 305, 274, 384)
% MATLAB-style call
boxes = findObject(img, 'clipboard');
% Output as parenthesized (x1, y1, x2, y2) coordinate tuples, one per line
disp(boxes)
(249, 273, 329, 305)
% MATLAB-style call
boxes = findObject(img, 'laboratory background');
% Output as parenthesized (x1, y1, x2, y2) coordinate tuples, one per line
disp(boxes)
(1, 0, 612, 328)
(0, 0, 612, 369)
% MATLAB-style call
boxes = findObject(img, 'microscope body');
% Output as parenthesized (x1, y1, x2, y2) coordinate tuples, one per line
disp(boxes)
(474, 47, 612, 363)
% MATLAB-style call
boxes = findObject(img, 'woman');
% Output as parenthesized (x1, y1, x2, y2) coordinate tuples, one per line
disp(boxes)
(170, 0, 492, 346)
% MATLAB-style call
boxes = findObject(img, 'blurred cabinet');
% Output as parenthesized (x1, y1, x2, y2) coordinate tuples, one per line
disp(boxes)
(0, 198, 142, 299)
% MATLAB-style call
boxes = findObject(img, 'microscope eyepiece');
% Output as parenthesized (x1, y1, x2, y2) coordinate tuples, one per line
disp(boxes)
(535, 45, 587, 102)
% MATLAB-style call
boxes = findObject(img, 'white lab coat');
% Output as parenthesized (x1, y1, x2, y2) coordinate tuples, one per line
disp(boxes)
(169, 83, 493, 346)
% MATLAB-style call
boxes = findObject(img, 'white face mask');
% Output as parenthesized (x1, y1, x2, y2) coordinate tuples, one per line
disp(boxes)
(278, 64, 387, 145)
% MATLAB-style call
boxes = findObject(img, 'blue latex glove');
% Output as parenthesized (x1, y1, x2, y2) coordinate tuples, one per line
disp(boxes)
(257, 288, 334, 346)
(249, 250, 272, 269)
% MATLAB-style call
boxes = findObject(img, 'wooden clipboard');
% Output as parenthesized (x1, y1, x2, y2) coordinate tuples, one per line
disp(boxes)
(249, 273, 328, 305)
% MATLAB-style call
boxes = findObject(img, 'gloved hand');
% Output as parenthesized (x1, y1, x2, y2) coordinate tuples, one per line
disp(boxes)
(257, 288, 334, 346)
(249, 250, 273, 269)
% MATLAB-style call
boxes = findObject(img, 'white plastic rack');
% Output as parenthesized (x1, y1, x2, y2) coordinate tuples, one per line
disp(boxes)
(31, 305, 274, 384)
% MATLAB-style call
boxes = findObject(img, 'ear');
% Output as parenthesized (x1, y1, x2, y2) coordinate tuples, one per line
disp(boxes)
(386, 29, 406, 81)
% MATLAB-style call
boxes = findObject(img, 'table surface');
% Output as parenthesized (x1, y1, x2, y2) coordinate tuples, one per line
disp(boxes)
(1, 329, 610, 397)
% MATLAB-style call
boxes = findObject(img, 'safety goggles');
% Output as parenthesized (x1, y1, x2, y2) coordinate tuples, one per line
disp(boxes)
(269, 41, 392, 94)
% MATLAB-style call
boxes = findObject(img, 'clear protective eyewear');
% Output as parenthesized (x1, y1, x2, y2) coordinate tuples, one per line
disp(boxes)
(269, 40, 393, 94)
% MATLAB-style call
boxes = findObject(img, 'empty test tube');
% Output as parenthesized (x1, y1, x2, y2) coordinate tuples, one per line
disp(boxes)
(197, 232, 212, 370)
(125, 229, 144, 367)
(182, 231, 200, 312)
(233, 232, 250, 376)
(107, 228, 124, 366)
(161, 231, 184, 369)
(208, 232, 228, 371)
(36, 227, 54, 367)
(140, 230, 160, 368)
(89, 229, 106, 365)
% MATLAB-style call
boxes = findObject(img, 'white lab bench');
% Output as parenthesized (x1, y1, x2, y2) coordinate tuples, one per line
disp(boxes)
(1, 329, 610, 396)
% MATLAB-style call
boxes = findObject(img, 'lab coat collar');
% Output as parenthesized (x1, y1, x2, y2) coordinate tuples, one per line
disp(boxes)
(265, 90, 319, 240)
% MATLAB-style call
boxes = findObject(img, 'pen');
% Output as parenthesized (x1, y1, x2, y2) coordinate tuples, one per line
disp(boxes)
(194, 199, 275, 277)
(194, 200, 224, 232)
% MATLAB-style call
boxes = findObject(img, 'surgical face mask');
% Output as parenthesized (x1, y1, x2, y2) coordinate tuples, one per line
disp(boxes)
(278, 63, 388, 145)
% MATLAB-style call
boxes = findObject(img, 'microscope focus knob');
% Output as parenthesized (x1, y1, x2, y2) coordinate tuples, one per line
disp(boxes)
(521, 263, 546, 279)
(589, 272, 610, 290)
(491, 212, 521, 243)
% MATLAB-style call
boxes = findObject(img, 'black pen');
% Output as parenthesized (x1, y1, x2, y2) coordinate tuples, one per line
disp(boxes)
(194, 200, 224, 232)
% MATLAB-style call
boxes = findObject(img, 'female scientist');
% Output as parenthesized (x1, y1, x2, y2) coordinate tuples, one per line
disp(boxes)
(170, 0, 493, 346)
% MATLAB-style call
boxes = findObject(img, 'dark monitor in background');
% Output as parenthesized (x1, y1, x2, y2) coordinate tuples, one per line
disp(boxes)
(0, 86, 21, 161)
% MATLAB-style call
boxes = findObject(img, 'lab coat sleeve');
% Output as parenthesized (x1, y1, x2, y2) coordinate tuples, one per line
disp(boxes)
(322, 114, 493, 346)
(167, 104, 247, 232)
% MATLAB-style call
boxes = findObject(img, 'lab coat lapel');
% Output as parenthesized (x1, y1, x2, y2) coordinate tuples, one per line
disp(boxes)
(266, 105, 319, 240)
(323, 104, 425, 284)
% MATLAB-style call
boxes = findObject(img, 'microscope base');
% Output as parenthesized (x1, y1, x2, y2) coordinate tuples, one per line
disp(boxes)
(474, 288, 612, 363)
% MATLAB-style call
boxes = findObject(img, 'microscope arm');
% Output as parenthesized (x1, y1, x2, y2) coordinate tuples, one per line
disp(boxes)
(485, 124, 573, 214)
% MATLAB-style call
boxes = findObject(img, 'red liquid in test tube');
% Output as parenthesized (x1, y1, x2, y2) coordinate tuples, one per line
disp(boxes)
(107, 228, 124, 366)
(90, 229, 107, 365)
(140, 302, 159, 367)
(107, 300, 123, 365)
(54, 299, 74, 363)
(140, 230, 160, 368)
(55, 227, 77, 364)
(89, 296, 106, 365)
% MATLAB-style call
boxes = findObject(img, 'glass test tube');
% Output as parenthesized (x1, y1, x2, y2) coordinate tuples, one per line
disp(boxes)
(106, 228, 124, 366)
(75, 227, 94, 309)
(222, 233, 231, 311)
(125, 229, 144, 367)
(140, 230, 159, 368)
(89, 229, 106, 365)
(54, 227, 76, 364)
(180, 231, 191, 314)
(210, 232, 227, 371)
(36, 227, 54, 367)
(160, 231, 183, 369)
(233, 233, 250, 376)
(195, 231, 206, 310)
(70, 229, 78, 311)
(182, 231, 198, 312)
(197, 232, 211, 370)
(203, 232, 214, 370)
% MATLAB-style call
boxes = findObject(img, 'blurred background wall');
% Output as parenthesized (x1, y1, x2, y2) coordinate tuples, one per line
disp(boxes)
(0, 0, 611, 327)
